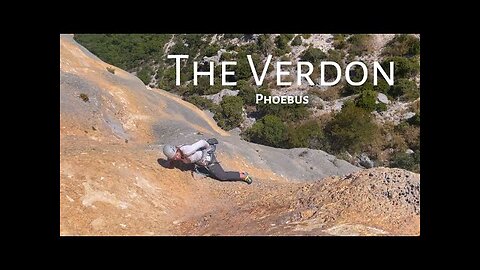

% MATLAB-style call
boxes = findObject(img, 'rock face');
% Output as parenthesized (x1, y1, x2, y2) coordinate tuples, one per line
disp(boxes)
(60, 34, 419, 236)
(202, 89, 239, 104)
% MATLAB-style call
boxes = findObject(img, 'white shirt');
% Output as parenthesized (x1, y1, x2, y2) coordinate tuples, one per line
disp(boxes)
(179, 139, 210, 164)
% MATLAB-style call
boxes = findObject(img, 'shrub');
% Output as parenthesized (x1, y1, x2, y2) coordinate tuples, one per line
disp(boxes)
(383, 34, 420, 57)
(389, 78, 418, 101)
(257, 34, 274, 55)
(137, 66, 153, 84)
(204, 44, 220, 57)
(300, 47, 327, 65)
(189, 76, 222, 95)
(390, 152, 418, 172)
(257, 101, 309, 123)
(244, 115, 287, 147)
(332, 34, 347, 50)
(347, 34, 373, 56)
(184, 95, 218, 112)
(374, 79, 390, 94)
(325, 102, 378, 153)
(158, 66, 176, 90)
(274, 34, 292, 55)
(220, 52, 234, 61)
(343, 79, 374, 96)
(287, 120, 328, 150)
(79, 93, 89, 102)
(74, 34, 170, 71)
(302, 34, 312, 39)
(382, 56, 420, 79)
(407, 113, 420, 126)
(355, 90, 378, 112)
(237, 80, 257, 106)
(214, 96, 244, 130)
(291, 35, 302, 46)
(323, 49, 345, 81)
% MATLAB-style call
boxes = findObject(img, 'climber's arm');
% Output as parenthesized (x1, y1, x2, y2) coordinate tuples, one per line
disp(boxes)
(179, 139, 209, 156)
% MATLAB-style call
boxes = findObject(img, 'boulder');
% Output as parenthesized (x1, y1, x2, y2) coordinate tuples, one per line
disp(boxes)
(377, 93, 390, 104)
(358, 153, 374, 168)
(203, 89, 239, 104)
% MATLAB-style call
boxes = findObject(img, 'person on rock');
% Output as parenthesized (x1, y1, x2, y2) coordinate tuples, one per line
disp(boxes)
(162, 138, 253, 184)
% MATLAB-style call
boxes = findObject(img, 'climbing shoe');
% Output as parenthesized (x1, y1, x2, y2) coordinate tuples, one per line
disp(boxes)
(243, 173, 253, 185)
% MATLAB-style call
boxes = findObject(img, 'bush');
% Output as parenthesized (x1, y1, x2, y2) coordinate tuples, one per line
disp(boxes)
(244, 115, 287, 147)
(300, 47, 327, 65)
(274, 34, 292, 55)
(325, 102, 378, 153)
(332, 34, 347, 50)
(395, 120, 420, 151)
(74, 34, 170, 71)
(237, 80, 257, 106)
(184, 95, 218, 112)
(220, 52, 234, 61)
(234, 52, 260, 81)
(257, 34, 274, 55)
(374, 79, 390, 94)
(355, 90, 378, 112)
(214, 96, 244, 130)
(291, 35, 302, 46)
(302, 34, 312, 39)
(257, 100, 309, 123)
(390, 152, 419, 172)
(383, 34, 420, 57)
(204, 44, 220, 57)
(382, 56, 420, 79)
(137, 66, 153, 84)
(158, 66, 176, 90)
(407, 113, 420, 126)
(343, 79, 374, 96)
(323, 49, 345, 81)
(287, 120, 328, 150)
(389, 78, 418, 101)
(347, 34, 373, 56)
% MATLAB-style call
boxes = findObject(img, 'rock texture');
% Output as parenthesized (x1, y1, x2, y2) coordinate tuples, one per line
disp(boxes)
(60, 34, 420, 236)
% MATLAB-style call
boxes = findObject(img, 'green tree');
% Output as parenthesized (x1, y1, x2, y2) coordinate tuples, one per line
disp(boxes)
(237, 80, 257, 106)
(245, 115, 287, 147)
(291, 35, 302, 46)
(389, 78, 418, 101)
(137, 66, 153, 85)
(287, 120, 327, 149)
(300, 47, 327, 65)
(382, 56, 420, 78)
(355, 89, 378, 112)
(204, 44, 220, 57)
(214, 96, 244, 130)
(390, 152, 417, 171)
(374, 79, 391, 94)
(325, 102, 378, 153)
(274, 34, 292, 55)
(257, 34, 274, 55)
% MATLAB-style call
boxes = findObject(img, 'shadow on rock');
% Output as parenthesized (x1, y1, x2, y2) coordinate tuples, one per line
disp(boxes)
(157, 158, 194, 172)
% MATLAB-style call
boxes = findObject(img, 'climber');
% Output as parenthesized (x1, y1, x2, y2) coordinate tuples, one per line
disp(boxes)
(162, 138, 253, 184)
